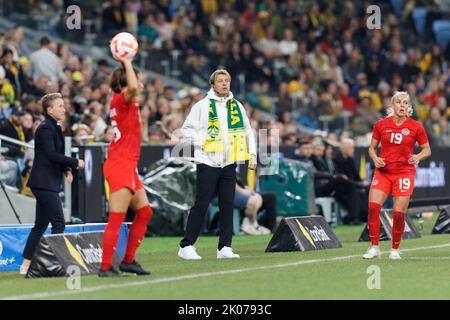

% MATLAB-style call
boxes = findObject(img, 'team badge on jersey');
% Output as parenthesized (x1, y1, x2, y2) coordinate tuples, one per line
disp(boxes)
(401, 128, 410, 136)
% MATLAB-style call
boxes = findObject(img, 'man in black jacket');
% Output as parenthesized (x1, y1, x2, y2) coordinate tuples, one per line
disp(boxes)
(333, 138, 369, 224)
(20, 93, 85, 275)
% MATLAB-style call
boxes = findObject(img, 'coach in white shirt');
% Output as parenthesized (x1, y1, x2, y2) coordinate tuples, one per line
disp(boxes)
(178, 69, 257, 260)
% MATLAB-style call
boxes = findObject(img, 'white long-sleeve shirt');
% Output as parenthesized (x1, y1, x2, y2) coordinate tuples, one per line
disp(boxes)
(181, 89, 256, 167)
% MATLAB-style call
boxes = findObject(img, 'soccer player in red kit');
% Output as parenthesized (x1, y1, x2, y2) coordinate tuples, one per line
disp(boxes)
(98, 54, 153, 277)
(363, 91, 431, 260)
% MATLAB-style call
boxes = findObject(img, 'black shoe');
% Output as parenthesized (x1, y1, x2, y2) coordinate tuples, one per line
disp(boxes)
(119, 260, 151, 275)
(98, 266, 128, 278)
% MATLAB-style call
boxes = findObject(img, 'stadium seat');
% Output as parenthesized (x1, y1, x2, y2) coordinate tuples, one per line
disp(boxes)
(315, 197, 338, 227)
(412, 7, 428, 35)
(432, 20, 450, 49)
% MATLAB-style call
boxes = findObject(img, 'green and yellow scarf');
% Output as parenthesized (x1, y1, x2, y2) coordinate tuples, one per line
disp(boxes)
(9, 118, 26, 154)
(203, 98, 249, 162)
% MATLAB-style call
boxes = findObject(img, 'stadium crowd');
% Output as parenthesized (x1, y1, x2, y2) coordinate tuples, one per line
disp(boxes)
(0, 0, 450, 225)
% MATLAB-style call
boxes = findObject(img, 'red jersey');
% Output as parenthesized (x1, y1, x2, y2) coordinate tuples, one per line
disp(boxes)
(372, 116, 428, 174)
(107, 92, 141, 160)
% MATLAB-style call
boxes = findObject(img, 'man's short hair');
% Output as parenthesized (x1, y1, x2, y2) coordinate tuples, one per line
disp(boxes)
(40, 36, 50, 47)
(312, 139, 325, 150)
(209, 69, 231, 85)
(41, 93, 62, 114)
(340, 138, 355, 148)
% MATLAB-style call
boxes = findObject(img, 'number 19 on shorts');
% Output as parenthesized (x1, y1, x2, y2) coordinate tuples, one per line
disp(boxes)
(399, 178, 410, 191)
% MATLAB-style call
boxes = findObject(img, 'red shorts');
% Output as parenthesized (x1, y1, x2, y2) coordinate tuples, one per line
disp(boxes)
(370, 170, 415, 197)
(103, 158, 143, 194)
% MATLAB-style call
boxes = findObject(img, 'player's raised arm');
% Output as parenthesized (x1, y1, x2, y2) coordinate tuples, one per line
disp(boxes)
(113, 54, 139, 104)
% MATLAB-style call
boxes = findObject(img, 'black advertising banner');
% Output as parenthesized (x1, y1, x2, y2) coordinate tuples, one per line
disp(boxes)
(78, 145, 108, 223)
(75, 145, 450, 224)
(354, 146, 449, 198)
(26, 231, 120, 278)
(359, 210, 421, 241)
(265, 216, 342, 252)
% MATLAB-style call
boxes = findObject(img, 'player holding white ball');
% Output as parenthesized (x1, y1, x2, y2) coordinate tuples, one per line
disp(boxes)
(110, 32, 139, 59)
(99, 34, 153, 277)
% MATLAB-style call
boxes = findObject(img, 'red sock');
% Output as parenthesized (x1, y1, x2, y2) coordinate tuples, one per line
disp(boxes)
(101, 212, 126, 271)
(392, 211, 406, 250)
(123, 205, 153, 264)
(368, 202, 382, 246)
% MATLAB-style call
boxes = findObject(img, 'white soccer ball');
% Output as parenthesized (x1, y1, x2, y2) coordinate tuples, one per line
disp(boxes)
(110, 32, 139, 60)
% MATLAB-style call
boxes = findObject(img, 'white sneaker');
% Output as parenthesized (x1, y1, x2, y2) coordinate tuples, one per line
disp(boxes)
(362, 246, 381, 259)
(241, 218, 271, 236)
(256, 225, 271, 235)
(241, 218, 259, 235)
(178, 245, 202, 260)
(217, 246, 240, 259)
(389, 249, 401, 260)
(241, 223, 259, 235)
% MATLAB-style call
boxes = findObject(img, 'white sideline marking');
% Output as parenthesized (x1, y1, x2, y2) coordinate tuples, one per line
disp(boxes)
(3, 242, 450, 300)
(404, 257, 450, 260)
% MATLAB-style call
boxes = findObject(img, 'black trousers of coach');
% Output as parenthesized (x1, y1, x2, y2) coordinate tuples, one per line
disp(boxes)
(22, 188, 65, 260)
(180, 163, 237, 250)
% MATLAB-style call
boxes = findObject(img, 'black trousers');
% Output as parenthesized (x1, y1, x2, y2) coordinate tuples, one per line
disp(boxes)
(22, 188, 65, 260)
(180, 163, 236, 250)
(258, 192, 277, 232)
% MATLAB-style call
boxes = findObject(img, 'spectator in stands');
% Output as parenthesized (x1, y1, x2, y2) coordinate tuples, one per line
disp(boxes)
(296, 139, 350, 216)
(101, 0, 126, 39)
(28, 36, 65, 83)
(310, 139, 339, 198)
(3, 25, 30, 62)
(425, 107, 446, 145)
(338, 82, 358, 116)
(100, 126, 115, 144)
(342, 49, 362, 87)
(138, 14, 159, 45)
(72, 123, 92, 145)
(1, 48, 29, 100)
(279, 28, 297, 57)
(352, 94, 380, 135)
(0, 155, 17, 187)
(333, 138, 369, 224)
(211, 181, 275, 236)
(0, 106, 26, 161)
(235, 182, 277, 235)
(155, 12, 174, 42)
(21, 111, 33, 142)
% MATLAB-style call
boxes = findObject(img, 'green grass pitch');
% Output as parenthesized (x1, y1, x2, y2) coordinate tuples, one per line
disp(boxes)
(1, 214, 450, 300)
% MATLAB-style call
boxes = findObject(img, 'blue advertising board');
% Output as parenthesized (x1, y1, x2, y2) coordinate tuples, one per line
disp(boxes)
(0, 223, 129, 272)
